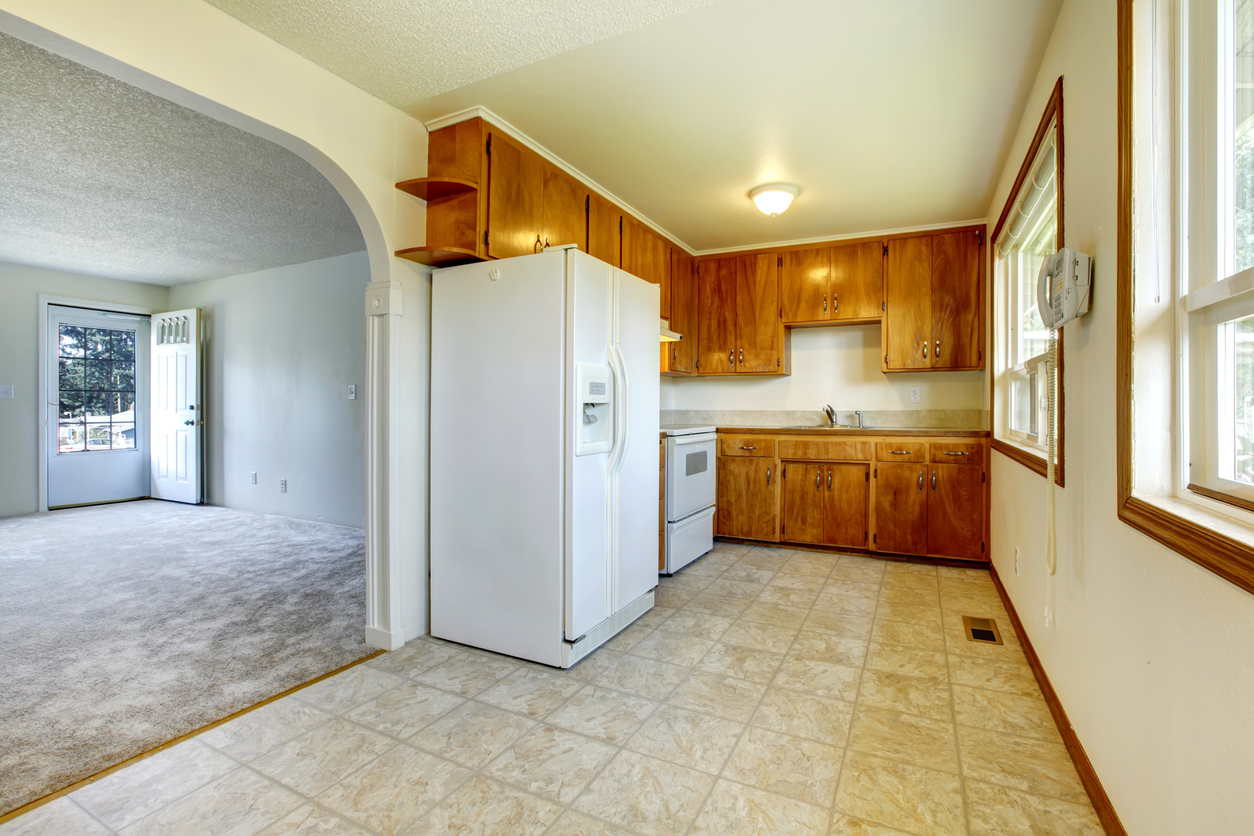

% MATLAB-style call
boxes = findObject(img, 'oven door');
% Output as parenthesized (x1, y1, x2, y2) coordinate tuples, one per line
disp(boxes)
(666, 432, 716, 521)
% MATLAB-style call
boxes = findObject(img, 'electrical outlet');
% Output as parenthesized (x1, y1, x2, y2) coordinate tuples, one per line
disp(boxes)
(909, 386, 922, 403)
(250, 472, 257, 485)
(279, 479, 287, 493)
(1044, 607, 1053, 627)
(1014, 547, 1020, 576)
(348, 384, 356, 400)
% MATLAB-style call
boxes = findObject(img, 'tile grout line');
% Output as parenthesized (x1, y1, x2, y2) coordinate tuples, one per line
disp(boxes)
(942, 574, 977, 836)
(66, 796, 118, 836)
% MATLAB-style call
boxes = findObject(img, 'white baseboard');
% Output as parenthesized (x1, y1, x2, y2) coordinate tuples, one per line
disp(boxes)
(364, 625, 405, 651)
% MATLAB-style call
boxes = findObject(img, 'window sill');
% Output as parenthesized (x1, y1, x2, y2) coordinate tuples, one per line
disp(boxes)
(992, 436, 1064, 486)
(1119, 493, 1254, 596)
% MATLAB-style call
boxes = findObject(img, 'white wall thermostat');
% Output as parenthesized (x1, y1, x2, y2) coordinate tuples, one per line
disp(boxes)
(575, 363, 613, 456)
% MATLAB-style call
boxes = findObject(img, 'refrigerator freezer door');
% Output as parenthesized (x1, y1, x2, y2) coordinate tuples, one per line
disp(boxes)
(610, 260, 662, 612)
(430, 252, 567, 666)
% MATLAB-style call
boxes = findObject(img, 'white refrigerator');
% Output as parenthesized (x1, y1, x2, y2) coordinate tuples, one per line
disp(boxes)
(430, 247, 660, 668)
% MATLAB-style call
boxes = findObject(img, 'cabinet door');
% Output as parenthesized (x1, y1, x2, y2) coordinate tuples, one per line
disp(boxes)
(697, 258, 737, 374)
(622, 218, 660, 284)
(884, 236, 932, 369)
(781, 248, 830, 324)
(735, 253, 781, 373)
(658, 236, 672, 320)
(931, 231, 981, 369)
(824, 464, 869, 548)
(487, 132, 543, 259)
(781, 462, 826, 545)
(667, 250, 696, 374)
(927, 463, 985, 559)
(717, 456, 778, 541)
(587, 193, 621, 266)
(873, 463, 928, 555)
(831, 241, 883, 321)
(541, 163, 586, 251)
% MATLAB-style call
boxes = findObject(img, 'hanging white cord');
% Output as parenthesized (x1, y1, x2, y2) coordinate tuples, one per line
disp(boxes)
(1045, 329, 1058, 575)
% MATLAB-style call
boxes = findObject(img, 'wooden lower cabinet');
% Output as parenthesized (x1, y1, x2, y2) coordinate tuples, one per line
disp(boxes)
(873, 463, 928, 554)
(927, 463, 985, 559)
(717, 455, 779, 541)
(718, 432, 987, 562)
(781, 462, 867, 548)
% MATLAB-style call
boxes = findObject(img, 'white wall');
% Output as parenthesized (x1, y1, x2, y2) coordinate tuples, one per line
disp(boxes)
(662, 326, 986, 413)
(987, 2, 1254, 833)
(169, 253, 369, 528)
(0, 261, 170, 518)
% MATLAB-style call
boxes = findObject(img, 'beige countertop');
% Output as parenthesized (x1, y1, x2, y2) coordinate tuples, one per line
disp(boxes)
(714, 426, 990, 438)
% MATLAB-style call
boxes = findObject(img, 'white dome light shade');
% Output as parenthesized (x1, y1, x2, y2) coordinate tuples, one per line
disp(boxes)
(750, 184, 799, 216)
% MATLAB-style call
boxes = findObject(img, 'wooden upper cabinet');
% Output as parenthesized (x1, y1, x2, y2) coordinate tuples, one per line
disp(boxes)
(622, 218, 664, 285)
(931, 231, 982, 369)
(658, 237, 672, 320)
(587, 193, 621, 267)
(735, 253, 782, 373)
(486, 132, 544, 259)
(884, 236, 933, 370)
(697, 258, 737, 374)
(927, 463, 985, 559)
(873, 462, 928, 555)
(665, 249, 696, 375)
(540, 163, 586, 252)
(781, 248, 831, 324)
(831, 241, 884, 321)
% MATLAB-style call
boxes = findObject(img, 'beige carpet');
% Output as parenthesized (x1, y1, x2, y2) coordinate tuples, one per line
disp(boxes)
(0, 500, 369, 816)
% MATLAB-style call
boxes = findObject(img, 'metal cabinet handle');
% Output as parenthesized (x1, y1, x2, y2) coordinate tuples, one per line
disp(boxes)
(833, 293, 838, 314)
(943, 451, 969, 457)
(729, 349, 734, 365)
(931, 471, 937, 492)
(889, 450, 912, 455)
(918, 471, 924, 492)
(672, 346, 677, 364)
(766, 465, 772, 486)
(534, 234, 543, 253)
(739, 446, 758, 450)
(827, 470, 832, 491)
(823, 294, 827, 314)
(923, 342, 928, 360)
(815, 472, 821, 491)
(935, 340, 940, 360)
(739, 348, 744, 364)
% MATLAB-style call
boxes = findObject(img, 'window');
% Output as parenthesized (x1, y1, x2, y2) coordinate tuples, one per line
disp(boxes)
(1119, 0, 1254, 594)
(992, 79, 1065, 483)
(57, 324, 138, 452)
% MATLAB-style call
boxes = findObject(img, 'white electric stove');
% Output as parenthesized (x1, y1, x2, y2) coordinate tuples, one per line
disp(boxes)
(661, 424, 717, 574)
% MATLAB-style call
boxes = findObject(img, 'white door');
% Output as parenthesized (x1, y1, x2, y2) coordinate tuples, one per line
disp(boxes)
(47, 306, 151, 508)
(150, 309, 202, 504)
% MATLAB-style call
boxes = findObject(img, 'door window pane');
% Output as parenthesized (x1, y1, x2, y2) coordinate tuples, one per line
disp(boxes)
(1230, 314, 1254, 484)
(56, 323, 138, 452)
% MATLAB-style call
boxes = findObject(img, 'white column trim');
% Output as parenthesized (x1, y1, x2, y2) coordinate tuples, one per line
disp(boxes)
(364, 280, 405, 651)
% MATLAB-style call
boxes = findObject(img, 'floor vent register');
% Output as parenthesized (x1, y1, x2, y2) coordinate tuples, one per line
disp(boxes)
(962, 615, 1004, 645)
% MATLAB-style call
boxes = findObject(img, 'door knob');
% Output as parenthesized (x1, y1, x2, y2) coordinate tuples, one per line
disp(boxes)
(184, 419, 195, 426)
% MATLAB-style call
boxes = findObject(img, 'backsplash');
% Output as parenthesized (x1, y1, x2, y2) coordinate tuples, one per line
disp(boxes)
(660, 408, 989, 430)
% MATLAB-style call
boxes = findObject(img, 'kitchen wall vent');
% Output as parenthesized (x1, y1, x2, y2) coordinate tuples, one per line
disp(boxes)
(961, 615, 1003, 645)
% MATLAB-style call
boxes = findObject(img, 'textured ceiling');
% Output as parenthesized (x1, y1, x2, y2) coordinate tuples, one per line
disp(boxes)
(203, 0, 724, 109)
(0, 31, 364, 286)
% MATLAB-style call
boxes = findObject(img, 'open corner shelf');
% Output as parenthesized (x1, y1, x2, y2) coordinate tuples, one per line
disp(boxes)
(394, 246, 483, 267)
(394, 177, 477, 202)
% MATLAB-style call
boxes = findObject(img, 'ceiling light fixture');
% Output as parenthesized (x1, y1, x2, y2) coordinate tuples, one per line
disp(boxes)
(750, 184, 799, 216)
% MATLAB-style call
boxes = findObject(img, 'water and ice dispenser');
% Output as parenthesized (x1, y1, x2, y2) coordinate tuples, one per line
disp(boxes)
(575, 363, 612, 456)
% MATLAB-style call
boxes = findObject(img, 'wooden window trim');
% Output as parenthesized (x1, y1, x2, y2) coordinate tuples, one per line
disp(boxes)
(1116, 0, 1254, 597)
(990, 76, 1065, 487)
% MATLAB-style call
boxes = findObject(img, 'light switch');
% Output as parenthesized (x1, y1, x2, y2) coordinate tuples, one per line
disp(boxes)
(250, 471, 257, 485)
(0, 385, 13, 399)
(348, 384, 356, 400)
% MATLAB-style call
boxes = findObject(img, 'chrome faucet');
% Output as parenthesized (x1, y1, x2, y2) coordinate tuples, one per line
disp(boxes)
(855, 410, 865, 429)
(823, 405, 836, 427)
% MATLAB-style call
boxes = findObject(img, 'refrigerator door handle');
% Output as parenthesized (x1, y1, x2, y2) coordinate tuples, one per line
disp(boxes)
(608, 342, 630, 474)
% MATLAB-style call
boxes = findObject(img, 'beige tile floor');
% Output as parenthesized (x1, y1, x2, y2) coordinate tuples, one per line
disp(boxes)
(1, 544, 1105, 836)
